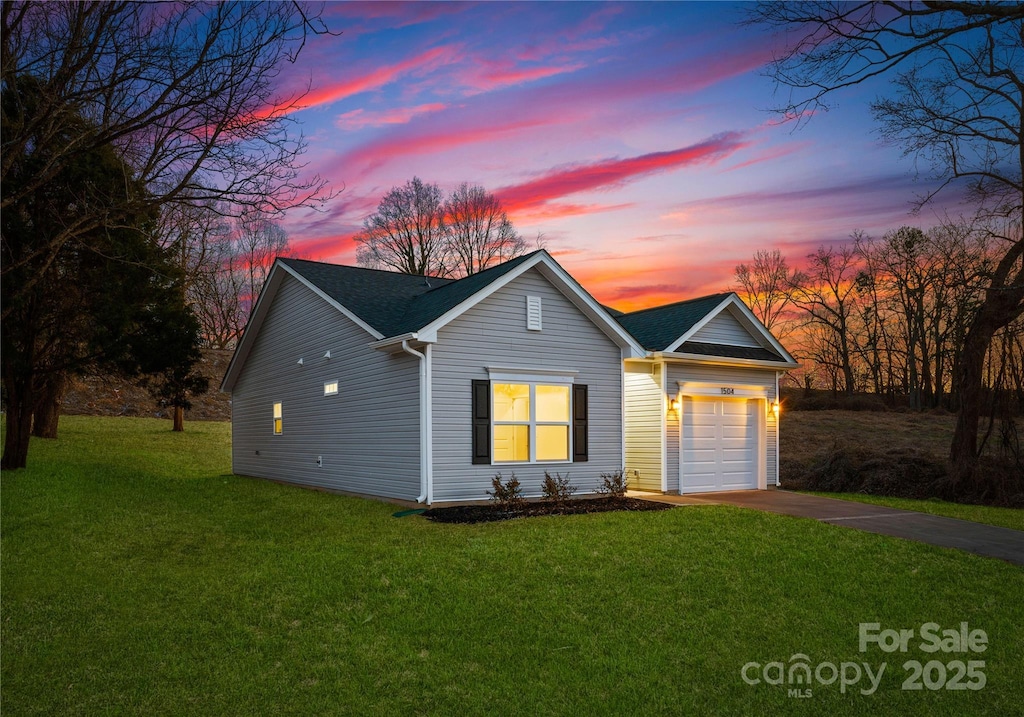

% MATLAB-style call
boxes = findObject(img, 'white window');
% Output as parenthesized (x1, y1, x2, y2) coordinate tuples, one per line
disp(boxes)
(526, 296, 542, 331)
(272, 402, 283, 435)
(324, 380, 339, 396)
(492, 382, 570, 462)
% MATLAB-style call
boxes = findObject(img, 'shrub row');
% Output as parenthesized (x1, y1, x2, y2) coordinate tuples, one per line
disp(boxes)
(487, 469, 630, 512)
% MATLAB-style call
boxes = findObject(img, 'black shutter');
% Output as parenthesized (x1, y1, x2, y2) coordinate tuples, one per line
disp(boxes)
(572, 384, 588, 462)
(471, 380, 491, 464)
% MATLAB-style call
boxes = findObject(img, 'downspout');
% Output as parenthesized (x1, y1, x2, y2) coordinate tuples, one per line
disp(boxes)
(401, 340, 433, 504)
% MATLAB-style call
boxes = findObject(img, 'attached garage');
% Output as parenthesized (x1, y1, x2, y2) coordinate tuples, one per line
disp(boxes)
(681, 396, 761, 493)
(619, 293, 798, 495)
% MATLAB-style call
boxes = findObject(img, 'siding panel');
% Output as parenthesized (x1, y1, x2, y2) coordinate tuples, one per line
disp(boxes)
(231, 274, 421, 499)
(690, 308, 761, 347)
(431, 269, 623, 502)
(624, 362, 663, 491)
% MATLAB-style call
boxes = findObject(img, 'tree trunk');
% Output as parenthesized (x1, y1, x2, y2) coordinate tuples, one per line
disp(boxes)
(950, 323, 992, 479)
(950, 237, 1024, 481)
(32, 372, 66, 439)
(1, 372, 34, 470)
(173, 405, 184, 432)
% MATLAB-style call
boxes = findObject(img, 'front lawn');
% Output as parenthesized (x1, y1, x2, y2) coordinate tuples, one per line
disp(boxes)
(3, 416, 1023, 715)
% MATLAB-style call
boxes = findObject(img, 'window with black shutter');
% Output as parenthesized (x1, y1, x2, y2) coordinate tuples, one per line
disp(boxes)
(471, 379, 491, 464)
(473, 378, 587, 464)
(572, 384, 588, 462)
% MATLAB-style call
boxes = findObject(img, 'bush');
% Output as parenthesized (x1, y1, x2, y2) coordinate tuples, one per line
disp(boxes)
(540, 471, 576, 506)
(596, 469, 629, 498)
(487, 473, 525, 512)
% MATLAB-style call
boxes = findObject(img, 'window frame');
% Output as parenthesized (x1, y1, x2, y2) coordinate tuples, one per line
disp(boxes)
(323, 380, 339, 396)
(491, 379, 572, 465)
(272, 401, 283, 435)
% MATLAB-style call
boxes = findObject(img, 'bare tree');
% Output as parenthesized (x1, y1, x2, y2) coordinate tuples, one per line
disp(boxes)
(791, 245, 863, 396)
(750, 1, 1024, 480)
(235, 212, 289, 319)
(1, 2, 333, 320)
(734, 249, 803, 336)
(443, 183, 526, 276)
(355, 177, 447, 276)
(1, 2, 332, 469)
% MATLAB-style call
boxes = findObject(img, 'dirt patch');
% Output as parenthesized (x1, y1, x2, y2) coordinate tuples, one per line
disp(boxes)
(61, 349, 233, 422)
(422, 497, 673, 524)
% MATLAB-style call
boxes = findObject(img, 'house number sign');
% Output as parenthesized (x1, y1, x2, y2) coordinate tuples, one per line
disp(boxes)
(720, 387, 735, 395)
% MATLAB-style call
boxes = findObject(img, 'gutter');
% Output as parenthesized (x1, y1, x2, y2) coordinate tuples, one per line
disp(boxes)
(650, 351, 800, 370)
(370, 332, 421, 350)
(400, 340, 433, 504)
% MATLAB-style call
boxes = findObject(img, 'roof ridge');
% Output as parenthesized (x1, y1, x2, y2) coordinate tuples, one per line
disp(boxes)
(620, 291, 733, 317)
(279, 256, 456, 283)
(418, 249, 544, 296)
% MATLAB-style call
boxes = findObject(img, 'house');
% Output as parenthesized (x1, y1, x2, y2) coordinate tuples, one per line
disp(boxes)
(221, 250, 798, 504)
(616, 294, 798, 494)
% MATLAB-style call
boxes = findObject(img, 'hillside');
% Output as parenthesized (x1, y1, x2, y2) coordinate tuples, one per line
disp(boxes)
(61, 349, 233, 422)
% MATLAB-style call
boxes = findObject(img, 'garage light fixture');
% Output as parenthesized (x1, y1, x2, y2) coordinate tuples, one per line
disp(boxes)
(771, 400, 780, 419)
(668, 398, 680, 413)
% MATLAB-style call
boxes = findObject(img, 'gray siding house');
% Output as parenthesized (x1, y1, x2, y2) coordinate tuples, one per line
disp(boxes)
(222, 251, 797, 503)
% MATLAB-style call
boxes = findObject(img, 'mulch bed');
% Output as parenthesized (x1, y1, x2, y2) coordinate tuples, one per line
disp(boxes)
(421, 496, 673, 524)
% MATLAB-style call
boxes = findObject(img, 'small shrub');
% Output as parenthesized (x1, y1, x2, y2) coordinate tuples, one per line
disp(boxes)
(596, 469, 629, 498)
(541, 471, 576, 505)
(487, 473, 525, 512)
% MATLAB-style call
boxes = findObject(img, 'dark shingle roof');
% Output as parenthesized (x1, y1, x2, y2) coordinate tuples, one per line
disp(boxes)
(615, 293, 732, 351)
(278, 251, 540, 337)
(677, 341, 784, 362)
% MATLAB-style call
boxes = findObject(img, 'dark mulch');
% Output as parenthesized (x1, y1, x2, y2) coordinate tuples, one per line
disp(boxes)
(422, 497, 673, 524)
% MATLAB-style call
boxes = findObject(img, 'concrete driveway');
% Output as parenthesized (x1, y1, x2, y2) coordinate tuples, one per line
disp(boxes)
(637, 490, 1024, 566)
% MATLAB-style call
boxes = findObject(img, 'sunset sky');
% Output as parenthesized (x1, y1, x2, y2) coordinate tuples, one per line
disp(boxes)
(277, 1, 967, 312)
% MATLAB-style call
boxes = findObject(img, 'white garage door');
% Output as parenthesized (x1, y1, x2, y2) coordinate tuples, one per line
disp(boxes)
(681, 397, 758, 493)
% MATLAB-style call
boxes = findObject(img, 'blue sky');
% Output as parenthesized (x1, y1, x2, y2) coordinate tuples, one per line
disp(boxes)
(275, 1, 967, 310)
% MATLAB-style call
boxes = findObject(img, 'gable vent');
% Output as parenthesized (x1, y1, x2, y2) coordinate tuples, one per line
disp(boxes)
(527, 296, 542, 331)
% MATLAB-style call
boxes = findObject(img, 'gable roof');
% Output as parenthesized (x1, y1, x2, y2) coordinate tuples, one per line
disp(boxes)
(222, 250, 645, 391)
(616, 292, 798, 366)
(615, 293, 732, 351)
(278, 252, 536, 337)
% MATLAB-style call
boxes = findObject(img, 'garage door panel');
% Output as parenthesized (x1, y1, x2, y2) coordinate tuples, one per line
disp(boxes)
(722, 449, 753, 462)
(723, 402, 748, 414)
(682, 397, 759, 493)
(690, 401, 718, 415)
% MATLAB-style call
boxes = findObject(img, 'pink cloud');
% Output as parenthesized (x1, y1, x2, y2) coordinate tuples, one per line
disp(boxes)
(460, 59, 585, 92)
(258, 46, 458, 120)
(324, 2, 470, 29)
(339, 115, 554, 174)
(722, 141, 812, 172)
(290, 233, 360, 262)
(335, 103, 448, 130)
(497, 132, 751, 214)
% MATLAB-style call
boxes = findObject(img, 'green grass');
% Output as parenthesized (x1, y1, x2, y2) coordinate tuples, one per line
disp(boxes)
(804, 492, 1024, 532)
(3, 416, 1024, 715)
